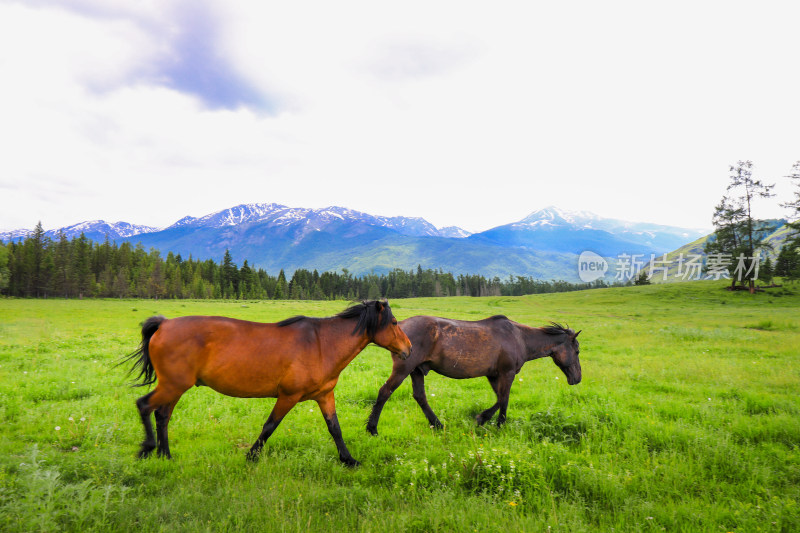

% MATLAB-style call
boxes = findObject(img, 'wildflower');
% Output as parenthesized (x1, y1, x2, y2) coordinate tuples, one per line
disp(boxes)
(508, 501, 518, 507)
(69, 417, 74, 421)
(55, 426, 61, 431)
(80, 417, 86, 422)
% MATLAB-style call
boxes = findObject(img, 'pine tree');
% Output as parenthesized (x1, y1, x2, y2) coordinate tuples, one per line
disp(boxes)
(760, 256, 774, 285)
(775, 244, 800, 282)
(73, 233, 93, 299)
(782, 160, 800, 249)
(706, 161, 774, 292)
(0, 242, 9, 294)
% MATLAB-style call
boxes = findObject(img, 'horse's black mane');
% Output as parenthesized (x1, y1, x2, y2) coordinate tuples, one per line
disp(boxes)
(277, 300, 393, 337)
(276, 315, 308, 327)
(337, 300, 393, 337)
(542, 322, 573, 336)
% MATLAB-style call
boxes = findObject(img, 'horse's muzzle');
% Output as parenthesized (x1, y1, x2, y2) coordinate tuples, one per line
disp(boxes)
(396, 347, 412, 360)
(566, 364, 582, 385)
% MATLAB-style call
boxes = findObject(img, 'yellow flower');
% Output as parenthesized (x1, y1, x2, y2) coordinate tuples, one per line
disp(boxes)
(508, 501, 517, 507)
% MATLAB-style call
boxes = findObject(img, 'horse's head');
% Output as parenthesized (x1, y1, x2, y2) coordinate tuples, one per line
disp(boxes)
(342, 300, 412, 359)
(372, 300, 412, 359)
(545, 323, 582, 385)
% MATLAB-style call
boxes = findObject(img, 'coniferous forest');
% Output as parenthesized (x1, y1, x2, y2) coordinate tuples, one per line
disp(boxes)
(0, 224, 605, 300)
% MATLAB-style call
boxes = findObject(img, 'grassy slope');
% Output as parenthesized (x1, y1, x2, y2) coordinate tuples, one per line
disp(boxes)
(1, 283, 799, 532)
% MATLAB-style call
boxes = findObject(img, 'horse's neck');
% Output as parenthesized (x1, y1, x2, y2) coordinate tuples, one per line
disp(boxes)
(319, 318, 371, 372)
(520, 325, 558, 362)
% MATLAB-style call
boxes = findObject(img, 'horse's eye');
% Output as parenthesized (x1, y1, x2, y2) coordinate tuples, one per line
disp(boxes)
(391, 318, 398, 325)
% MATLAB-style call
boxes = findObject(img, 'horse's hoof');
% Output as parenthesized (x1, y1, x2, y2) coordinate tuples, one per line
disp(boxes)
(246, 450, 261, 463)
(366, 426, 378, 436)
(342, 457, 361, 468)
(157, 450, 172, 459)
(431, 420, 444, 431)
(137, 443, 156, 459)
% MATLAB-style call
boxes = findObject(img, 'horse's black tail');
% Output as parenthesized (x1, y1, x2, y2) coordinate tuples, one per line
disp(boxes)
(119, 316, 167, 387)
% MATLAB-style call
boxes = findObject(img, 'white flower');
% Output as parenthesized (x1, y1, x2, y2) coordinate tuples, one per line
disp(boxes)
(55, 426, 61, 431)
(68, 417, 74, 421)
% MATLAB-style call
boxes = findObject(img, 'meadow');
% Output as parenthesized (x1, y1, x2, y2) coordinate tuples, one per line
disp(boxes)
(0, 281, 798, 532)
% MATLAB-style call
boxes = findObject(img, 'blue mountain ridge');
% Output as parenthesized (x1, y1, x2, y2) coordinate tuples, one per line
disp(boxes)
(1, 204, 710, 282)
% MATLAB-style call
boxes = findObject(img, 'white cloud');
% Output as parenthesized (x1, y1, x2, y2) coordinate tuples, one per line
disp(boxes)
(2, 1, 799, 234)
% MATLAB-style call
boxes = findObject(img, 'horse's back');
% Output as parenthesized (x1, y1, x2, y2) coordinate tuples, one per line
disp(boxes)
(148, 315, 302, 398)
(401, 315, 521, 378)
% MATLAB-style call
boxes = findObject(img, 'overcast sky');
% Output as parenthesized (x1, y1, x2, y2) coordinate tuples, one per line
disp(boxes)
(2, 0, 798, 234)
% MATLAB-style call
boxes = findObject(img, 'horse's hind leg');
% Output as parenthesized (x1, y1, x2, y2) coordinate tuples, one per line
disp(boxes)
(366, 367, 411, 436)
(494, 373, 513, 427)
(135, 391, 157, 458)
(476, 373, 513, 427)
(155, 403, 177, 458)
(410, 369, 443, 430)
(136, 385, 187, 459)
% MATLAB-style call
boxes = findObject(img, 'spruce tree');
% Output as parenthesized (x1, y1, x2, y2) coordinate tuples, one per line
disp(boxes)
(706, 161, 774, 292)
(782, 160, 800, 248)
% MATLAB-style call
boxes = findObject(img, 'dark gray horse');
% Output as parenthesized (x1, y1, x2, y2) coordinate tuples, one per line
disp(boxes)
(366, 316, 581, 435)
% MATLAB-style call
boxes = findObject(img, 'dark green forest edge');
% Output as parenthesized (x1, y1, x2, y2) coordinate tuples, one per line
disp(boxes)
(0, 227, 608, 300)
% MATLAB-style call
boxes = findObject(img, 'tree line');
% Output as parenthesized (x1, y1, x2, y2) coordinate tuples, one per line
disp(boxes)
(0, 223, 605, 300)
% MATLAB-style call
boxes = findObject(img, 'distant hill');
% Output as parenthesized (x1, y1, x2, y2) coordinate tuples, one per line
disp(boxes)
(1, 203, 709, 281)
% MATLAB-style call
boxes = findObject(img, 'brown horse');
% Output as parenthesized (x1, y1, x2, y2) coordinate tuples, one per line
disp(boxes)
(122, 300, 411, 466)
(366, 316, 580, 436)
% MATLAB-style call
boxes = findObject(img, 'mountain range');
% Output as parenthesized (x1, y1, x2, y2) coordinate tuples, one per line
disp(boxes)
(1, 204, 711, 281)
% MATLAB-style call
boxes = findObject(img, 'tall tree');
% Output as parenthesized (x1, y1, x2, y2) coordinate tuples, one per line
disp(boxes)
(72, 233, 93, 299)
(220, 249, 238, 299)
(706, 161, 774, 292)
(0, 242, 9, 294)
(782, 160, 800, 247)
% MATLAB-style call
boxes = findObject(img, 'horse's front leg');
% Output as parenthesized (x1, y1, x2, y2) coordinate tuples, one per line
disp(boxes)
(366, 365, 412, 436)
(247, 394, 299, 462)
(317, 391, 359, 467)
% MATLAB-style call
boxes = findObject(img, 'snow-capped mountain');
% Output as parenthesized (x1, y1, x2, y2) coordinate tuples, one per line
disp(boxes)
(518, 206, 707, 238)
(471, 206, 708, 257)
(514, 206, 603, 228)
(163, 203, 470, 239)
(0, 220, 160, 243)
(1, 203, 709, 280)
(0, 204, 471, 243)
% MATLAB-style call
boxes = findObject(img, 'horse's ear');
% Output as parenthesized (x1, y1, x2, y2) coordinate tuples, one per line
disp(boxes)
(573, 330, 581, 339)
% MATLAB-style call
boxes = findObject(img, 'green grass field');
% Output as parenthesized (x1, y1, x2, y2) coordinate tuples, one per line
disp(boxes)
(1, 281, 799, 532)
